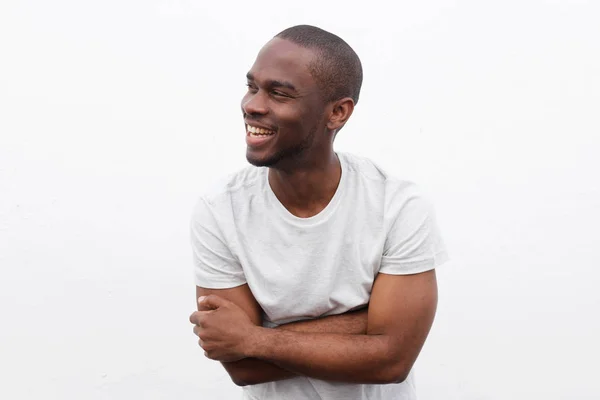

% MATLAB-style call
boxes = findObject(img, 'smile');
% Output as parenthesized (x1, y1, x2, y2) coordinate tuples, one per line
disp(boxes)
(247, 124, 276, 137)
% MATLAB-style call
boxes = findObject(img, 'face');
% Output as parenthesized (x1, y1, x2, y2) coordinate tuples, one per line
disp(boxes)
(241, 38, 329, 168)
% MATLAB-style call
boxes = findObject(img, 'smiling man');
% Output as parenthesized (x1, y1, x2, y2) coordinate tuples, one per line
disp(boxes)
(189, 25, 448, 400)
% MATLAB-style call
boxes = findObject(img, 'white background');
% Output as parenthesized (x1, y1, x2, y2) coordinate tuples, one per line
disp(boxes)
(1, 0, 599, 399)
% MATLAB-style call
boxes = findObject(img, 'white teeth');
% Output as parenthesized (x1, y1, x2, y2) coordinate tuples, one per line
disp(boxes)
(247, 125, 274, 136)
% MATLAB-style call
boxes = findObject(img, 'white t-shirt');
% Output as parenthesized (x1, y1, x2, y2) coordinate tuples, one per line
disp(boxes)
(191, 152, 448, 400)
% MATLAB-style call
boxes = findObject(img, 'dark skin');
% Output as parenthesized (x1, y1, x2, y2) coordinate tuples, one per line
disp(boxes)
(193, 285, 369, 386)
(242, 38, 354, 217)
(190, 37, 438, 386)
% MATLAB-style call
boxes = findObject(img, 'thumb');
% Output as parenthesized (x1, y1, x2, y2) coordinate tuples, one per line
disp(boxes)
(198, 294, 227, 311)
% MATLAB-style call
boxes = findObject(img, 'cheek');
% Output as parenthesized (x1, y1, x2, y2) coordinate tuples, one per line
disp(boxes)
(293, 110, 321, 133)
(277, 105, 312, 128)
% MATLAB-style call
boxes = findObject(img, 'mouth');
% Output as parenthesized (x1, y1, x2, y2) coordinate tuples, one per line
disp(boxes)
(245, 124, 277, 148)
(246, 124, 276, 137)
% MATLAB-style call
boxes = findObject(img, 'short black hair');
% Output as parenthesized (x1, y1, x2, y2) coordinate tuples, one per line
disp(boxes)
(275, 25, 363, 105)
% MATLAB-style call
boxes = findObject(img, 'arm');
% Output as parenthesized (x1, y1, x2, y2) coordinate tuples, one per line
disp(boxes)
(190, 197, 368, 386)
(191, 185, 445, 385)
(243, 270, 438, 384)
(196, 285, 368, 386)
(279, 307, 368, 334)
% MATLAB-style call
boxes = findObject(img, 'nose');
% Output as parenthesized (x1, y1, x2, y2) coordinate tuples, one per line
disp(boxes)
(241, 91, 268, 116)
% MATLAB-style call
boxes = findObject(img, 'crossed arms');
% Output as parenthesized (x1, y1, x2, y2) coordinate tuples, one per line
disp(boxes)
(190, 269, 438, 386)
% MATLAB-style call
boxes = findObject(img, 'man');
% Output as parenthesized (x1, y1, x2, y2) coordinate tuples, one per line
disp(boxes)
(189, 25, 448, 399)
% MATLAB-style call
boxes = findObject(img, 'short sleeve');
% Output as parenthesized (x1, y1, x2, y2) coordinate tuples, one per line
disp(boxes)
(190, 197, 246, 289)
(379, 190, 449, 275)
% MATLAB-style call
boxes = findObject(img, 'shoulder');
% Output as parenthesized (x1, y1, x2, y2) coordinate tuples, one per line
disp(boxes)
(340, 151, 391, 182)
(340, 152, 433, 217)
(199, 165, 264, 202)
(192, 165, 265, 217)
(340, 152, 423, 199)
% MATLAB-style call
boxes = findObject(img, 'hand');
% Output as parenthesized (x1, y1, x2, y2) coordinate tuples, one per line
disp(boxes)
(189, 294, 258, 362)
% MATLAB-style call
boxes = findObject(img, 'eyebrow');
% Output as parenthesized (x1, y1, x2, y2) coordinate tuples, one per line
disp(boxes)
(246, 72, 298, 92)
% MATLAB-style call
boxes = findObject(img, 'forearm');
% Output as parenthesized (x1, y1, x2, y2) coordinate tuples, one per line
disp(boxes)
(247, 329, 403, 384)
(278, 308, 368, 334)
(221, 309, 368, 386)
(221, 358, 295, 386)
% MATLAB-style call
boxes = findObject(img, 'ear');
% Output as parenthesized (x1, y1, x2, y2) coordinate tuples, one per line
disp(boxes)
(327, 97, 355, 132)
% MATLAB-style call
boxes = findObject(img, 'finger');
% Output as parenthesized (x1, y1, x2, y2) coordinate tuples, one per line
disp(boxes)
(203, 348, 217, 360)
(198, 300, 214, 312)
(198, 294, 228, 310)
(189, 311, 200, 324)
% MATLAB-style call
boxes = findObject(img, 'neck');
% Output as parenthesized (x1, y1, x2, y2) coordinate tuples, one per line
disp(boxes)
(268, 151, 341, 218)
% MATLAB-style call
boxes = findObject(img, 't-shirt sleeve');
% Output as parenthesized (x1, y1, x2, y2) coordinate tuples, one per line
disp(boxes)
(379, 190, 449, 275)
(190, 197, 247, 289)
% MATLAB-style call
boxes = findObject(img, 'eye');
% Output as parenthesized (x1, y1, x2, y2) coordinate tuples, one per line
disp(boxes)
(246, 83, 258, 93)
(271, 90, 289, 98)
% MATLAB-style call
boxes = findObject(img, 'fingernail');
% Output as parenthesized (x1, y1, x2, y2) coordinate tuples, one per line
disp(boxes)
(198, 296, 206, 303)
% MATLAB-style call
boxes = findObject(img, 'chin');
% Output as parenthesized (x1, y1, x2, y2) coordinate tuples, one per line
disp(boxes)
(246, 151, 275, 167)
(246, 145, 305, 168)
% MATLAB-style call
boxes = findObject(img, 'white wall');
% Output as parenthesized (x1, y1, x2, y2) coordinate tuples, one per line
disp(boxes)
(1, 1, 598, 399)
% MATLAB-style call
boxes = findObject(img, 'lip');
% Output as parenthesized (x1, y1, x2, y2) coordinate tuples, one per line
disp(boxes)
(244, 120, 277, 132)
(246, 130, 276, 147)
(245, 121, 277, 148)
